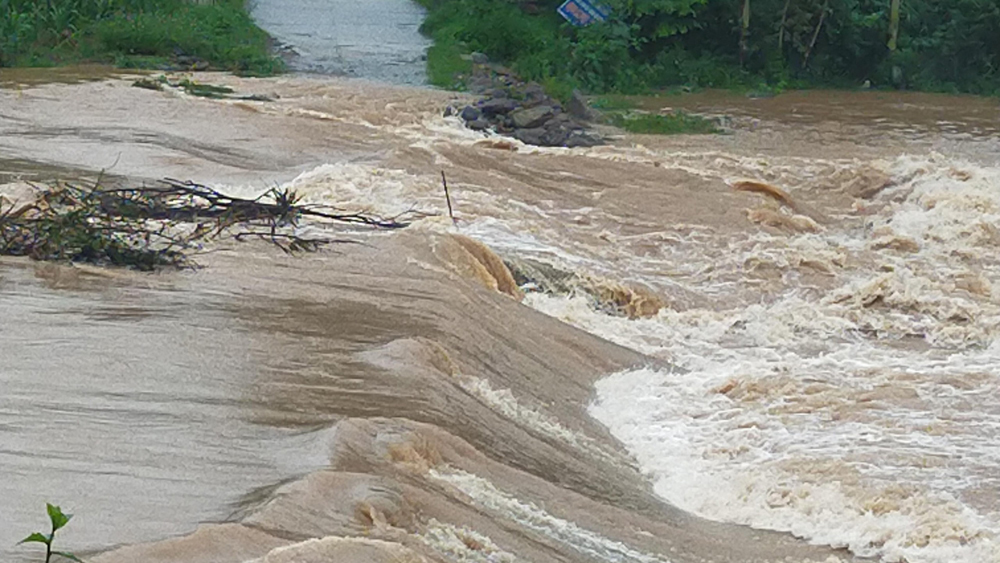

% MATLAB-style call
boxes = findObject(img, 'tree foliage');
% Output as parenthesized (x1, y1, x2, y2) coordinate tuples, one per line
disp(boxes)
(420, 0, 1000, 95)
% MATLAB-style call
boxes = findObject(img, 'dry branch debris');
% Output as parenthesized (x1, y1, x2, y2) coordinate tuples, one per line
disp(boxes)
(0, 178, 407, 270)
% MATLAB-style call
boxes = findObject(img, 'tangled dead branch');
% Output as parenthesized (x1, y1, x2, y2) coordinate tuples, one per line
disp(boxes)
(0, 178, 407, 270)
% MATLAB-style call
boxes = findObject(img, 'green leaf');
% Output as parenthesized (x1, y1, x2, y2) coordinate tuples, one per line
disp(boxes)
(47, 503, 72, 531)
(53, 551, 85, 562)
(18, 532, 51, 545)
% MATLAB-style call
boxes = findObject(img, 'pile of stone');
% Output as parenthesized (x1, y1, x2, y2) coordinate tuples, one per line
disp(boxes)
(445, 55, 602, 148)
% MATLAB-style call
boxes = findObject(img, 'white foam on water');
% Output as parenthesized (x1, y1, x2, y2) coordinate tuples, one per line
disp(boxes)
(420, 519, 518, 563)
(428, 467, 671, 563)
(258, 161, 621, 282)
(589, 364, 1000, 563)
(454, 375, 620, 466)
(243, 536, 412, 563)
(280, 162, 441, 218)
(522, 155, 1000, 563)
(527, 287, 1000, 562)
(222, 123, 1000, 563)
(266, 161, 562, 240)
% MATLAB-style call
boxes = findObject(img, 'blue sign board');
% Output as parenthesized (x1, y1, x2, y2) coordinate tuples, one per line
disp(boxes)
(557, 0, 610, 26)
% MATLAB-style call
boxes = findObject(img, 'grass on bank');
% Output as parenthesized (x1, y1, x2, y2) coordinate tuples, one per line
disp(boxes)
(590, 95, 639, 111)
(415, 0, 577, 91)
(425, 39, 472, 90)
(0, 0, 283, 76)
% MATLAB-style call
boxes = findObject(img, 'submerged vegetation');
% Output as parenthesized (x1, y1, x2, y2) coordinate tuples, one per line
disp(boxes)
(131, 74, 281, 100)
(0, 179, 407, 270)
(589, 96, 720, 134)
(0, 0, 282, 75)
(607, 110, 721, 134)
(417, 0, 1000, 96)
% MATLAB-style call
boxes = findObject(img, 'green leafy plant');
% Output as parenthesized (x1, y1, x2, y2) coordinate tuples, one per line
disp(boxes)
(18, 504, 83, 563)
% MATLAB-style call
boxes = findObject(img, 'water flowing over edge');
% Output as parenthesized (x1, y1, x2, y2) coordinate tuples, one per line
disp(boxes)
(3, 74, 1000, 563)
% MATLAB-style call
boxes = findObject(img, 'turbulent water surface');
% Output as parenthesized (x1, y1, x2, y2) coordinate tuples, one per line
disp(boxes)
(2, 37, 1000, 563)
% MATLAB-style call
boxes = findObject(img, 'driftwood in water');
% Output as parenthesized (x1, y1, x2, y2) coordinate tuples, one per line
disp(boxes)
(0, 178, 406, 270)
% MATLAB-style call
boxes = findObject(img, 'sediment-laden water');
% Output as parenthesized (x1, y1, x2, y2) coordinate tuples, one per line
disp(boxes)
(2, 67, 1000, 563)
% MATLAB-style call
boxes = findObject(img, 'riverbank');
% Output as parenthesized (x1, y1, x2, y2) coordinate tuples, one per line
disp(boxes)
(416, 0, 1000, 98)
(0, 0, 282, 75)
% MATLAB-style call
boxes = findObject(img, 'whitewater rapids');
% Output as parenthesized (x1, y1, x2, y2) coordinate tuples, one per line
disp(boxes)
(2, 71, 999, 563)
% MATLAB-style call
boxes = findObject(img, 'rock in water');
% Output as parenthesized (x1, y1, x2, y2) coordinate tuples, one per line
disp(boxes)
(478, 98, 519, 117)
(466, 118, 491, 131)
(564, 130, 603, 148)
(456, 64, 603, 148)
(513, 127, 547, 145)
(460, 106, 482, 122)
(510, 105, 555, 129)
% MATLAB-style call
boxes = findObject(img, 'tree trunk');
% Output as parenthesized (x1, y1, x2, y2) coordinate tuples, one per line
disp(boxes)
(888, 0, 901, 51)
(739, 0, 751, 65)
(802, 0, 828, 69)
(778, 0, 791, 52)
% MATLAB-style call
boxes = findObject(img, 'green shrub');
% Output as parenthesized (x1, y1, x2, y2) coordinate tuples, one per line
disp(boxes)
(417, 0, 1000, 98)
(425, 40, 471, 89)
(0, 0, 283, 76)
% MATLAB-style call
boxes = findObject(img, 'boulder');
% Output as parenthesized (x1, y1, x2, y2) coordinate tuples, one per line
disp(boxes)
(470, 51, 490, 65)
(512, 122, 602, 148)
(540, 123, 573, 146)
(496, 115, 516, 132)
(466, 119, 491, 131)
(522, 82, 545, 98)
(510, 105, 556, 129)
(460, 105, 482, 122)
(478, 98, 519, 117)
(563, 130, 603, 148)
(513, 127, 547, 145)
(519, 82, 548, 108)
(456, 63, 603, 148)
(546, 112, 573, 126)
(482, 88, 509, 99)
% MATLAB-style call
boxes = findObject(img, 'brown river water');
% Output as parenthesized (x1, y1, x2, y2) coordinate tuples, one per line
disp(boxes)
(3, 29, 1000, 563)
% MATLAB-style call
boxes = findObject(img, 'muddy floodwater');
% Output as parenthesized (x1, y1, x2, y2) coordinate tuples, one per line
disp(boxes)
(3, 33, 1000, 563)
(0, 259, 340, 556)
